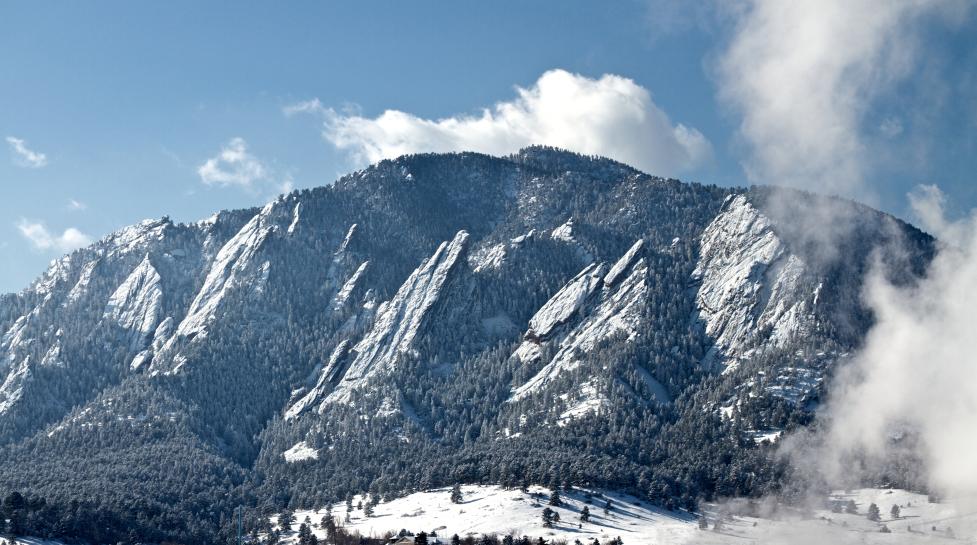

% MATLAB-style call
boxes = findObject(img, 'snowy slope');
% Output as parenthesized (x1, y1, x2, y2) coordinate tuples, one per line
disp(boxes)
(274, 486, 977, 545)
(276, 485, 697, 544)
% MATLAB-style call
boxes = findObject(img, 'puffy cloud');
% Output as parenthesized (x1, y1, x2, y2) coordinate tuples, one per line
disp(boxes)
(5, 136, 48, 168)
(291, 69, 711, 176)
(813, 185, 977, 498)
(17, 220, 91, 252)
(197, 137, 268, 188)
(716, 0, 969, 195)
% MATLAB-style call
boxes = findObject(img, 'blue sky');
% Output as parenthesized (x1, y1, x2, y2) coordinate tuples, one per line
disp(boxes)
(2, 1, 976, 292)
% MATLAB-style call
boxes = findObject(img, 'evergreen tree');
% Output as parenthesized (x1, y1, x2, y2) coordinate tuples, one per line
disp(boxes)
(415, 531, 429, 545)
(867, 503, 880, 522)
(279, 510, 295, 532)
(542, 507, 555, 528)
(580, 506, 590, 523)
(548, 489, 562, 507)
(890, 505, 900, 519)
(451, 484, 464, 504)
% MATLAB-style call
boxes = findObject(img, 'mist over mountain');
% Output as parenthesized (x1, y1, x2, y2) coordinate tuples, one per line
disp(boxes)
(0, 147, 934, 544)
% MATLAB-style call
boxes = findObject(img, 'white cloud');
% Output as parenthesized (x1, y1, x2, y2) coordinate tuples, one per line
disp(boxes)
(197, 137, 268, 188)
(16, 220, 91, 253)
(283, 99, 325, 117)
(67, 199, 87, 211)
(811, 185, 977, 498)
(5, 136, 48, 168)
(716, 0, 969, 196)
(290, 69, 711, 176)
(197, 138, 295, 198)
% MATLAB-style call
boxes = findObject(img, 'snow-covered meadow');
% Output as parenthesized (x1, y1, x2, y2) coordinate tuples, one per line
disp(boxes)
(275, 485, 977, 545)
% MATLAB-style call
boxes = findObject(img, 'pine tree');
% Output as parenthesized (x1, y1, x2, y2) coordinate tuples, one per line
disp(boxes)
(298, 522, 311, 542)
(580, 506, 590, 523)
(890, 505, 900, 519)
(451, 484, 464, 504)
(845, 500, 857, 514)
(867, 503, 880, 522)
(542, 507, 555, 528)
(415, 531, 429, 545)
(548, 489, 562, 507)
(451, 534, 461, 545)
(279, 510, 295, 531)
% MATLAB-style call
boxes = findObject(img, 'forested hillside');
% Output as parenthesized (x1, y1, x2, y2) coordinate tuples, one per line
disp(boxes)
(0, 147, 933, 544)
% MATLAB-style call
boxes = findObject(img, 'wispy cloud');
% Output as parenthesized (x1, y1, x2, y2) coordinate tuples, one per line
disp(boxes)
(198, 137, 268, 188)
(67, 199, 87, 211)
(715, 0, 970, 197)
(197, 137, 293, 197)
(287, 69, 712, 177)
(16, 220, 91, 253)
(5, 136, 48, 168)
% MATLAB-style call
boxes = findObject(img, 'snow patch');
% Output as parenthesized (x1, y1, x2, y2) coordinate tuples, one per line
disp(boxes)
(287, 202, 301, 234)
(333, 261, 370, 311)
(283, 441, 318, 462)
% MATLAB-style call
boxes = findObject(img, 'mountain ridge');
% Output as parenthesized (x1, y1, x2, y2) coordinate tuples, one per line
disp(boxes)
(0, 146, 934, 544)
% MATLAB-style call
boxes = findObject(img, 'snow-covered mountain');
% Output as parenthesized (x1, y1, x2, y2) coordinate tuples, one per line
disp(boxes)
(0, 147, 933, 545)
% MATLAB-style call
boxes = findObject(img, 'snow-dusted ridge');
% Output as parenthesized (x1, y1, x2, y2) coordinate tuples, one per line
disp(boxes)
(174, 205, 276, 340)
(511, 239, 660, 412)
(525, 263, 606, 340)
(328, 230, 469, 402)
(103, 254, 163, 350)
(692, 195, 818, 370)
(284, 230, 471, 415)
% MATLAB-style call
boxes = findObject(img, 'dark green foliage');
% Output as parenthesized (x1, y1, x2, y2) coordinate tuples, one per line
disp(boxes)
(541, 507, 555, 528)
